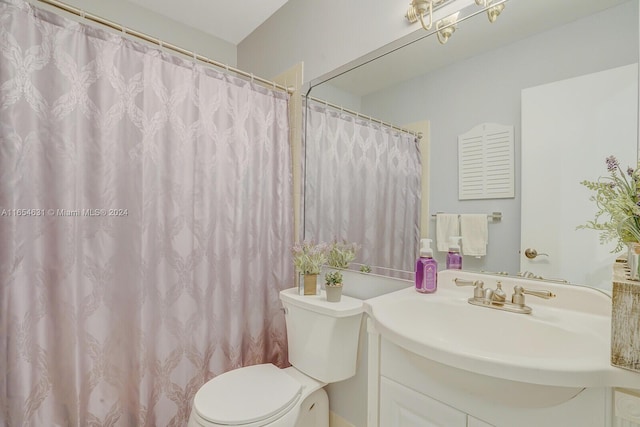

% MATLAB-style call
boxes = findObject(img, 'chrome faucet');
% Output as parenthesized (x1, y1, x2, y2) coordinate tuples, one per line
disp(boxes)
(454, 278, 556, 314)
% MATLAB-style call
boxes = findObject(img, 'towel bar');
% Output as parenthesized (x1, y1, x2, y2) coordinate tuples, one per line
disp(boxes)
(431, 212, 502, 221)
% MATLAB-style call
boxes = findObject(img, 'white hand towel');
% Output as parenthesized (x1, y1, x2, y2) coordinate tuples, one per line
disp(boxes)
(460, 214, 489, 257)
(436, 214, 460, 252)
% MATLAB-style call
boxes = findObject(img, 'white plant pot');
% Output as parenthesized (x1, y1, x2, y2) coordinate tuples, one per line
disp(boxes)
(325, 284, 343, 302)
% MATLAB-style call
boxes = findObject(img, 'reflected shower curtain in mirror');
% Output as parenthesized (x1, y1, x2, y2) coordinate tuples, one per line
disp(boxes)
(0, 0, 294, 425)
(304, 101, 421, 272)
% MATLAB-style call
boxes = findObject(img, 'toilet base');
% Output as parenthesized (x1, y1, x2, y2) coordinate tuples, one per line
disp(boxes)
(295, 388, 328, 427)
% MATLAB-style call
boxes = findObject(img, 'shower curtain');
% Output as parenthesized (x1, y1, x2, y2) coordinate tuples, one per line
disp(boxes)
(0, 0, 294, 425)
(304, 101, 421, 272)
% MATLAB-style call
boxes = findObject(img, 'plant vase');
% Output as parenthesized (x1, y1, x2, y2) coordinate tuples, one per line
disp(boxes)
(612, 262, 640, 372)
(627, 242, 640, 281)
(303, 274, 318, 295)
(325, 284, 343, 303)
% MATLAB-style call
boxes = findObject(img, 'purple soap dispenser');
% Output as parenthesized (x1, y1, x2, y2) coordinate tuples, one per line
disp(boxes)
(446, 236, 463, 270)
(415, 238, 438, 293)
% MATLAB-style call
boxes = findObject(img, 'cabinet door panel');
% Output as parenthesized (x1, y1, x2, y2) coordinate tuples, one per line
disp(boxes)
(379, 377, 466, 427)
(468, 416, 495, 427)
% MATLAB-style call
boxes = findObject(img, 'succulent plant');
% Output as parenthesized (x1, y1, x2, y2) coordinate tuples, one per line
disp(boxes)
(325, 270, 343, 286)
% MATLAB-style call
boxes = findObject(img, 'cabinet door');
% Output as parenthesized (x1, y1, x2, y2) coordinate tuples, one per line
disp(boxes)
(379, 377, 467, 427)
(468, 416, 495, 427)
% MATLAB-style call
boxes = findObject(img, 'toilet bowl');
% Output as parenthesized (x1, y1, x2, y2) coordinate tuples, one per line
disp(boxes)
(188, 288, 364, 427)
(188, 365, 328, 427)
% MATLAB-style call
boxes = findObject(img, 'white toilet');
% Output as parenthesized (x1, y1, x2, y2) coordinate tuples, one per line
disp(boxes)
(188, 287, 364, 427)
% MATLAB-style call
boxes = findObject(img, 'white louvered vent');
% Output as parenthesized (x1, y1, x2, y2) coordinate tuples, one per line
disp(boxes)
(458, 123, 514, 200)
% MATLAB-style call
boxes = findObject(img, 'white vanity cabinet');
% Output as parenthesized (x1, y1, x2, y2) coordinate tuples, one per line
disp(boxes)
(370, 334, 612, 427)
(364, 272, 640, 427)
(379, 376, 468, 427)
(468, 416, 494, 427)
(379, 376, 496, 426)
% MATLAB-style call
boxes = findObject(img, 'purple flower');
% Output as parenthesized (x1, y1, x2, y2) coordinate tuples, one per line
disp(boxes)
(606, 156, 619, 172)
(628, 167, 635, 177)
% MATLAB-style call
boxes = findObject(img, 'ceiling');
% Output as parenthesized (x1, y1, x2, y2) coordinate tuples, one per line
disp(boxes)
(125, 0, 290, 45)
(316, 0, 632, 96)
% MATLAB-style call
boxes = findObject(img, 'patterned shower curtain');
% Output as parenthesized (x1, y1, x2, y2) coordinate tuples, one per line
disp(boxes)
(304, 101, 421, 272)
(0, 0, 294, 425)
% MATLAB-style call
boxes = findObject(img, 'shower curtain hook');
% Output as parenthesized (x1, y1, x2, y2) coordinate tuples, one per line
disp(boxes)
(250, 73, 254, 83)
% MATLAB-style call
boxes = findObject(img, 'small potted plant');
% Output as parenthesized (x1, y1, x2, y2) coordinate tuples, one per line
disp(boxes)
(324, 270, 343, 302)
(291, 240, 329, 295)
(327, 239, 360, 269)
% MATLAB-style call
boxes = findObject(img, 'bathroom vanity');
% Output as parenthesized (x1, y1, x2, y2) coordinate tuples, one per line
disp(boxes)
(364, 271, 640, 427)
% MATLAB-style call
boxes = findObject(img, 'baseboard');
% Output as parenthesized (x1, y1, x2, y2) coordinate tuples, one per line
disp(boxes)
(329, 411, 356, 427)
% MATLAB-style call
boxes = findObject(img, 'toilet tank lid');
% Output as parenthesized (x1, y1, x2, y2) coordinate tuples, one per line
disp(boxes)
(280, 288, 363, 317)
(193, 363, 302, 425)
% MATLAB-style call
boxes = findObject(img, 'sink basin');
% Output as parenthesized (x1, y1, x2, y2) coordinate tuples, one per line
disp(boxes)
(371, 290, 610, 374)
(365, 270, 640, 407)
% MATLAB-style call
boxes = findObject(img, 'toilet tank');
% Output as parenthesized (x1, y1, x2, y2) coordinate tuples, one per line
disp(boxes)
(279, 288, 364, 383)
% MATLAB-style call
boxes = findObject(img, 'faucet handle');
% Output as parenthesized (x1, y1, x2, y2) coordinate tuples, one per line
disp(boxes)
(512, 285, 556, 305)
(454, 278, 484, 299)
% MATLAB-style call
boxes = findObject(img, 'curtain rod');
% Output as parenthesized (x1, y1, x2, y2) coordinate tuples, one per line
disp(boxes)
(306, 95, 422, 139)
(36, 0, 294, 94)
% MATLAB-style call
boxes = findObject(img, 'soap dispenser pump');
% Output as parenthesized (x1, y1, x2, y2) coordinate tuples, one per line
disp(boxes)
(446, 236, 463, 270)
(415, 238, 438, 293)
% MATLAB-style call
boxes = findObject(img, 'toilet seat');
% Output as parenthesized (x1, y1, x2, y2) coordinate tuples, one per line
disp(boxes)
(193, 364, 303, 426)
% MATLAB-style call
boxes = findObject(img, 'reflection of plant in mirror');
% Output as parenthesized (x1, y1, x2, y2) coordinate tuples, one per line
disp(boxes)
(579, 155, 640, 252)
(327, 239, 360, 269)
(291, 240, 329, 275)
(325, 270, 343, 286)
(360, 265, 372, 273)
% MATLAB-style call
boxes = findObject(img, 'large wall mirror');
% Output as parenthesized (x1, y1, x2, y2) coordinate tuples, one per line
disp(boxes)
(303, 0, 638, 289)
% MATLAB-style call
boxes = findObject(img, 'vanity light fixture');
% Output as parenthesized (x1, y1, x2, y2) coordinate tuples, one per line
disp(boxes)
(405, 0, 448, 31)
(406, 0, 506, 44)
(475, 0, 505, 23)
(436, 12, 459, 44)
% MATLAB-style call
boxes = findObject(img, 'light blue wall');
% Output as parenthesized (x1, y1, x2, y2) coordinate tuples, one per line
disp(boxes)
(360, 1, 638, 274)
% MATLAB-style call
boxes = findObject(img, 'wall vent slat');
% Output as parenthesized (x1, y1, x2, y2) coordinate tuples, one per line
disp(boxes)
(458, 123, 515, 200)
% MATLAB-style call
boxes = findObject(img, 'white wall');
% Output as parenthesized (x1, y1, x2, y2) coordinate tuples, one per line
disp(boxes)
(238, 0, 406, 82)
(359, 1, 638, 275)
(32, 0, 237, 65)
(237, 0, 476, 82)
